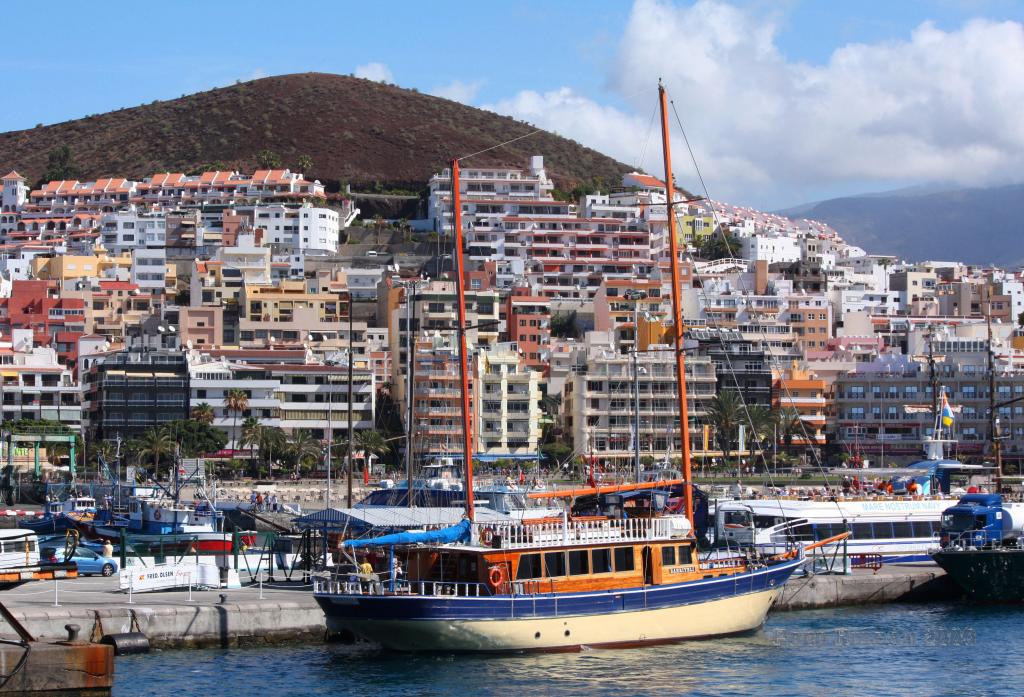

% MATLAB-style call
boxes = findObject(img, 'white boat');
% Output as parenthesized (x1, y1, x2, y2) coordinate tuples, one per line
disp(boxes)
(712, 440, 990, 564)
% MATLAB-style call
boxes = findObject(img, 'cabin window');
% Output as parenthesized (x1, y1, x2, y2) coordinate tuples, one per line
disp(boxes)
(851, 522, 874, 539)
(591, 548, 612, 574)
(892, 522, 914, 538)
(613, 547, 635, 572)
(814, 524, 841, 540)
(912, 521, 935, 537)
(791, 524, 814, 540)
(544, 552, 566, 577)
(873, 522, 894, 539)
(661, 546, 676, 566)
(568, 550, 589, 575)
(677, 545, 692, 565)
(516, 553, 543, 580)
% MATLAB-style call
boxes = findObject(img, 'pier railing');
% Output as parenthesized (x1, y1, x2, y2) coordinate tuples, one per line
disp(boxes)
(474, 516, 690, 550)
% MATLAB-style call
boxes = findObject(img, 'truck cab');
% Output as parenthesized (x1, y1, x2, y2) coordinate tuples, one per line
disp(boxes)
(939, 494, 1023, 548)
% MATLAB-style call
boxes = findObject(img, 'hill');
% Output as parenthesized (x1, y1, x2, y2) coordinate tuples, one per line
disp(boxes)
(777, 183, 1024, 266)
(0, 72, 632, 191)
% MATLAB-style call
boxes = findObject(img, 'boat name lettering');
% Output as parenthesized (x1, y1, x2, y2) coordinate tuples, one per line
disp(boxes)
(860, 502, 939, 512)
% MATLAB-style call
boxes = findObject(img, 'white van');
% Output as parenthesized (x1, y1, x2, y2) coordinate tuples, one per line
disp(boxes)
(0, 529, 40, 569)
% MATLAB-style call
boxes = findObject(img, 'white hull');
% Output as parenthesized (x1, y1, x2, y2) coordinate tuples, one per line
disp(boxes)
(324, 586, 783, 651)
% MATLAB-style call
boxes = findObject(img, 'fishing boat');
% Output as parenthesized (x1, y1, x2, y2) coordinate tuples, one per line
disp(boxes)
(19, 495, 96, 535)
(312, 82, 811, 651)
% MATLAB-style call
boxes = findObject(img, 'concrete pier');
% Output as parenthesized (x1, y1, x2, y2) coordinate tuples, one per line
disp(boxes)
(0, 577, 325, 649)
(774, 566, 961, 611)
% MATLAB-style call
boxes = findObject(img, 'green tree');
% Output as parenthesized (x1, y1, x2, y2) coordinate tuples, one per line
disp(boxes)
(774, 407, 804, 456)
(256, 149, 282, 168)
(190, 403, 215, 424)
(696, 230, 735, 260)
(162, 419, 227, 457)
(355, 429, 390, 470)
(296, 154, 313, 172)
(135, 427, 175, 477)
(41, 145, 82, 183)
(286, 429, 321, 474)
(240, 417, 263, 477)
(706, 390, 743, 467)
(224, 388, 249, 451)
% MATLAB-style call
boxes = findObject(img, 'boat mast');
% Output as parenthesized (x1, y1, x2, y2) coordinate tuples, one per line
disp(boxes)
(658, 81, 694, 526)
(450, 159, 476, 521)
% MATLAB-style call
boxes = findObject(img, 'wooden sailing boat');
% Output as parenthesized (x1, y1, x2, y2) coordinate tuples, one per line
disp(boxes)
(312, 82, 807, 651)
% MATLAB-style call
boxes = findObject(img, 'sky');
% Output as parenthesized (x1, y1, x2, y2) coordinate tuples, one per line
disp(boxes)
(2, 0, 1023, 210)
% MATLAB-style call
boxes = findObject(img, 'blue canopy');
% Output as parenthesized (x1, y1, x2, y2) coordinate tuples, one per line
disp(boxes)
(344, 519, 471, 549)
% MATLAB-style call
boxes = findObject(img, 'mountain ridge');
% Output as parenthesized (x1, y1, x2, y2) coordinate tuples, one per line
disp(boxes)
(0, 72, 632, 191)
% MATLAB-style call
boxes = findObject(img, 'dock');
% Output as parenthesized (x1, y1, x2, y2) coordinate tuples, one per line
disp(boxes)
(0, 566, 962, 650)
(773, 566, 961, 610)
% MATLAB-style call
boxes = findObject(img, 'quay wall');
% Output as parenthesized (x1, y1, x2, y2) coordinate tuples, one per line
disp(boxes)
(774, 567, 960, 611)
(10, 599, 327, 649)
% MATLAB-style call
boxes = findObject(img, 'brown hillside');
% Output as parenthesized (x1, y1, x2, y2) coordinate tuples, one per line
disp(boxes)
(0, 72, 632, 190)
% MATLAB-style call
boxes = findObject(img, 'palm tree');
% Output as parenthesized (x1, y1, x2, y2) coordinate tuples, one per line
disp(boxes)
(224, 389, 248, 451)
(775, 408, 804, 456)
(191, 402, 215, 425)
(706, 390, 743, 469)
(136, 427, 175, 479)
(240, 417, 262, 477)
(260, 426, 287, 475)
(746, 405, 775, 457)
(355, 429, 390, 472)
(286, 429, 321, 473)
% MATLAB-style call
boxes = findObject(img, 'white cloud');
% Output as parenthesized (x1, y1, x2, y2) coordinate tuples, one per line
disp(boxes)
(354, 62, 394, 83)
(485, 0, 1024, 207)
(431, 79, 484, 104)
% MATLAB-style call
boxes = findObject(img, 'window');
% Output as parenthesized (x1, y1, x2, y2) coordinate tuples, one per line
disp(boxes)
(872, 522, 894, 539)
(912, 521, 936, 537)
(892, 522, 913, 538)
(568, 550, 589, 575)
(591, 548, 612, 574)
(677, 545, 692, 565)
(613, 547, 634, 572)
(661, 546, 676, 566)
(544, 552, 566, 577)
(851, 522, 874, 539)
(516, 553, 542, 580)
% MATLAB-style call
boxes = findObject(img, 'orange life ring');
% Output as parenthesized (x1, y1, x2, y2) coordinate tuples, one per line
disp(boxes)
(480, 528, 494, 545)
(487, 564, 507, 588)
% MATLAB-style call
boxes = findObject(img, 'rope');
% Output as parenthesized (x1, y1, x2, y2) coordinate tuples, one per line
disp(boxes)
(662, 86, 844, 534)
(456, 129, 545, 163)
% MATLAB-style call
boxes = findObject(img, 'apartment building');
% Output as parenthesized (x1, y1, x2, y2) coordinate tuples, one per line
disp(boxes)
(409, 335, 470, 458)
(474, 343, 543, 459)
(187, 349, 375, 447)
(565, 333, 717, 466)
(85, 349, 189, 440)
(237, 281, 367, 353)
(772, 367, 829, 446)
(503, 287, 551, 372)
(0, 330, 82, 431)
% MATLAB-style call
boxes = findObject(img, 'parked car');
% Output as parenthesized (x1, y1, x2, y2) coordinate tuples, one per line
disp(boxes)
(41, 546, 117, 577)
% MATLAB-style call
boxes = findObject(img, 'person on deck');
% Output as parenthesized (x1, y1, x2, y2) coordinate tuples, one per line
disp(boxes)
(101, 539, 114, 559)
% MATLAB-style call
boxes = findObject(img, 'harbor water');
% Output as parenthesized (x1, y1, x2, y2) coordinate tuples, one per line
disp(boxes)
(114, 602, 1018, 697)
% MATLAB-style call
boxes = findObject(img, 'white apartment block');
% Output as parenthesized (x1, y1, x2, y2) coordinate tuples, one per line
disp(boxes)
(252, 204, 340, 273)
(740, 235, 801, 264)
(131, 247, 169, 297)
(565, 332, 716, 466)
(99, 209, 166, 254)
(474, 344, 543, 458)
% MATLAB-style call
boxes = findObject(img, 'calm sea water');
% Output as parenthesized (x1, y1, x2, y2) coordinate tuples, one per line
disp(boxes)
(114, 603, 1020, 697)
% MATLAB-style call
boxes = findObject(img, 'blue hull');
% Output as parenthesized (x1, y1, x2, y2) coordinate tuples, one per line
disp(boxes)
(317, 558, 801, 623)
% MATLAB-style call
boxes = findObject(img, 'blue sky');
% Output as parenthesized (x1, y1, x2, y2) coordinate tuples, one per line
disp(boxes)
(2, 1, 1022, 209)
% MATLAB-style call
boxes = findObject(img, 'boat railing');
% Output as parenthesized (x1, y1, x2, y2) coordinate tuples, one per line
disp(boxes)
(938, 530, 1024, 551)
(475, 516, 688, 550)
(314, 577, 489, 598)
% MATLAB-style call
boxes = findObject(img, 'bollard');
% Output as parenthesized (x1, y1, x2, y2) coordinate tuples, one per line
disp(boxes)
(64, 623, 81, 643)
(218, 593, 228, 605)
(53, 578, 60, 607)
